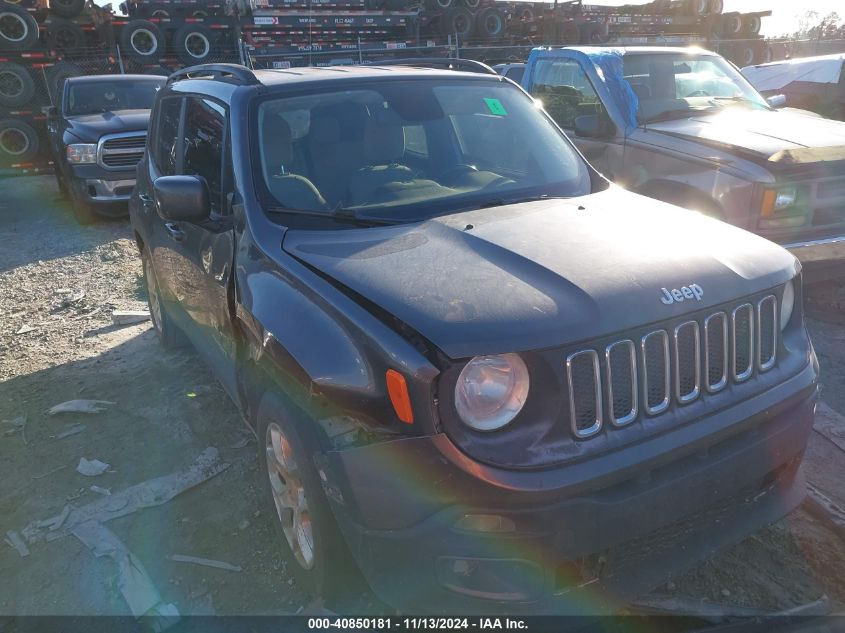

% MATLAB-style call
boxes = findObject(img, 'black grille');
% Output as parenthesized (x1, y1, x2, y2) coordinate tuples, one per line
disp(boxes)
(642, 332, 669, 414)
(607, 341, 636, 426)
(102, 153, 144, 167)
(567, 351, 601, 438)
(705, 313, 728, 392)
(99, 133, 146, 170)
(102, 136, 146, 151)
(758, 297, 777, 370)
(733, 304, 754, 381)
(674, 322, 700, 403)
(816, 178, 845, 200)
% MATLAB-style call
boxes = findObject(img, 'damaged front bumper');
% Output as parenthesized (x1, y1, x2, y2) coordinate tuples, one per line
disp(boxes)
(322, 359, 818, 614)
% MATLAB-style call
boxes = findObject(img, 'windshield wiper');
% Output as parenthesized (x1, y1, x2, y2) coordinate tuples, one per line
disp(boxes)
(459, 194, 571, 212)
(267, 206, 395, 227)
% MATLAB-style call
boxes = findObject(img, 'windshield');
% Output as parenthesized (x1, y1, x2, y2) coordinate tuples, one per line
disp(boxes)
(65, 79, 164, 116)
(254, 78, 591, 223)
(623, 53, 770, 123)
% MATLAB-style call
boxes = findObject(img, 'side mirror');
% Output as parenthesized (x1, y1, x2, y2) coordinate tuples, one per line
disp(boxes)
(574, 114, 615, 139)
(153, 175, 210, 222)
(766, 94, 787, 109)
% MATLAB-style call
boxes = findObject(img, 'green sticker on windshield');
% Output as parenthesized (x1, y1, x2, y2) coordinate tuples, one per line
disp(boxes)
(484, 98, 508, 116)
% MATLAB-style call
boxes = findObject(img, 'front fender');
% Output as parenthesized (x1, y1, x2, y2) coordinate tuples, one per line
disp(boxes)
(235, 228, 441, 443)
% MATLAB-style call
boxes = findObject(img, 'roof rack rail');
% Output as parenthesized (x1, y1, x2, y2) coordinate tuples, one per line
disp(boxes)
(166, 64, 260, 86)
(375, 58, 499, 76)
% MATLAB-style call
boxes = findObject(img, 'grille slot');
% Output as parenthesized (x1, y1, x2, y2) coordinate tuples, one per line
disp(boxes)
(704, 312, 728, 393)
(98, 133, 146, 171)
(641, 330, 670, 416)
(566, 350, 602, 439)
(673, 321, 701, 404)
(606, 340, 638, 427)
(732, 304, 754, 382)
(757, 296, 777, 371)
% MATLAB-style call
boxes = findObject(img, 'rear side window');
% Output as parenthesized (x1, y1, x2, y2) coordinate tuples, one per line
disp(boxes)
(530, 59, 602, 129)
(154, 97, 182, 176)
(182, 97, 226, 212)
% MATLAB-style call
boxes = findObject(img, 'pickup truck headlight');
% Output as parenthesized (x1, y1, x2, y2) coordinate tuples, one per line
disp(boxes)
(780, 280, 795, 331)
(455, 353, 529, 432)
(66, 143, 98, 164)
(760, 186, 806, 229)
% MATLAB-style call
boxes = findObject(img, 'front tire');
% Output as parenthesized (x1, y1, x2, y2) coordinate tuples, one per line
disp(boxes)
(142, 249, 187, 348)
(69, 187, 97, 224)
(257, 394, 354, 600)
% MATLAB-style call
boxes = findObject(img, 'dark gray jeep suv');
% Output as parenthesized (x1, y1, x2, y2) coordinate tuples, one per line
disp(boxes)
(131, 62, 818, 614)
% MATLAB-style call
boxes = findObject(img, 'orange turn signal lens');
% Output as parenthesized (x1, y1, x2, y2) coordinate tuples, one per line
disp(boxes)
(760, 190, 777, 218)
(386, 369, 414, 424)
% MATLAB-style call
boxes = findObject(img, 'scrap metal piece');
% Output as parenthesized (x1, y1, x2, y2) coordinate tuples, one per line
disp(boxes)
(168, 554, 242, 572)
(22, 448, 229, 544)
(47, 400, 116, 415)
(73, 520, 180, 628)
(5, 531, 30, 558)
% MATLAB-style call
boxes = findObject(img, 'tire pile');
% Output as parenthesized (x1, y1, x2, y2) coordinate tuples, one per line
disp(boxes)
(0, 0, 242, 171)
(0, 0, 99, 169)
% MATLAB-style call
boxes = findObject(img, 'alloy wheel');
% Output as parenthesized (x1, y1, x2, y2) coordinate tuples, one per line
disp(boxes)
(265, 422, 315, 571)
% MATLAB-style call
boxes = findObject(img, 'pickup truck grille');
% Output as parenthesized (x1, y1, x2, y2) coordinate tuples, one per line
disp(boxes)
(97, 132, 147, 171)
(566, 296, 779, 439)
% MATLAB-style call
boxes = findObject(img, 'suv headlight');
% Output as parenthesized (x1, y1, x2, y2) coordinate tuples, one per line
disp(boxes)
(781, 280, 795, 331)
(66, 143, 98, 164)
(455, 353, 529, 432)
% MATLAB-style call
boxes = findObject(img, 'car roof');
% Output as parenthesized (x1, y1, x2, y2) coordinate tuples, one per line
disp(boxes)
(65, 74, 165, 84)
(533, 46, 717, 56)
(249, 65, 500, 87)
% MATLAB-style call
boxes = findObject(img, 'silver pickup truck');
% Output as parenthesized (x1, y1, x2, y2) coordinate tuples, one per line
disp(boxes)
(521, 46, 845, 277)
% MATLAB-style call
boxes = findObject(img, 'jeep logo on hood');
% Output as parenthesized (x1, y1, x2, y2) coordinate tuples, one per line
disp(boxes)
(661, 284, 704, 305)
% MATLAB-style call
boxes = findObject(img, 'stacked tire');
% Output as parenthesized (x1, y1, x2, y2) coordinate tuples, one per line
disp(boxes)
(0, 3, 39, 50)
(118, 19, 220, 67)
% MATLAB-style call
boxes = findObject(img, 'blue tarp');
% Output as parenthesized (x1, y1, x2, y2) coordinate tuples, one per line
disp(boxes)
(584, 49, 640, 129)
(523, 47, 640, 130)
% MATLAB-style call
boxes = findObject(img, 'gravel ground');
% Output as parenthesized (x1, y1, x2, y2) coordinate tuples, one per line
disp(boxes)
(1, 175, 844, 619)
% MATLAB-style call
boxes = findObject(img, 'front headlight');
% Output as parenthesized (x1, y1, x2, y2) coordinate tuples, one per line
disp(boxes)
(455, 353, 529, 432)
(780, 280, 795, 331)
(66, 143, 98, 164)
(773, 187, 797, 211)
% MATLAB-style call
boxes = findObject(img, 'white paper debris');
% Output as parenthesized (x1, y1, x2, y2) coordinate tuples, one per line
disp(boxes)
(77, 458, 110, 477)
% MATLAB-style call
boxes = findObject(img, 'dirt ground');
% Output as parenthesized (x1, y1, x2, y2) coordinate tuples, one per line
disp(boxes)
(1, 175, 845, 618)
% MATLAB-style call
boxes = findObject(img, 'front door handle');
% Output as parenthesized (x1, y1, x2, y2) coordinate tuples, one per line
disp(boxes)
(139, 193, 155, 212)
(164, 222, 186, 242)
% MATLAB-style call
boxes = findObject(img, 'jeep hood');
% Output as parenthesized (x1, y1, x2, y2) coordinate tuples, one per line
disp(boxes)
(282, 187, 798, 359)
(645, 107, 845, 164)
(65, 109, 150, 141)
